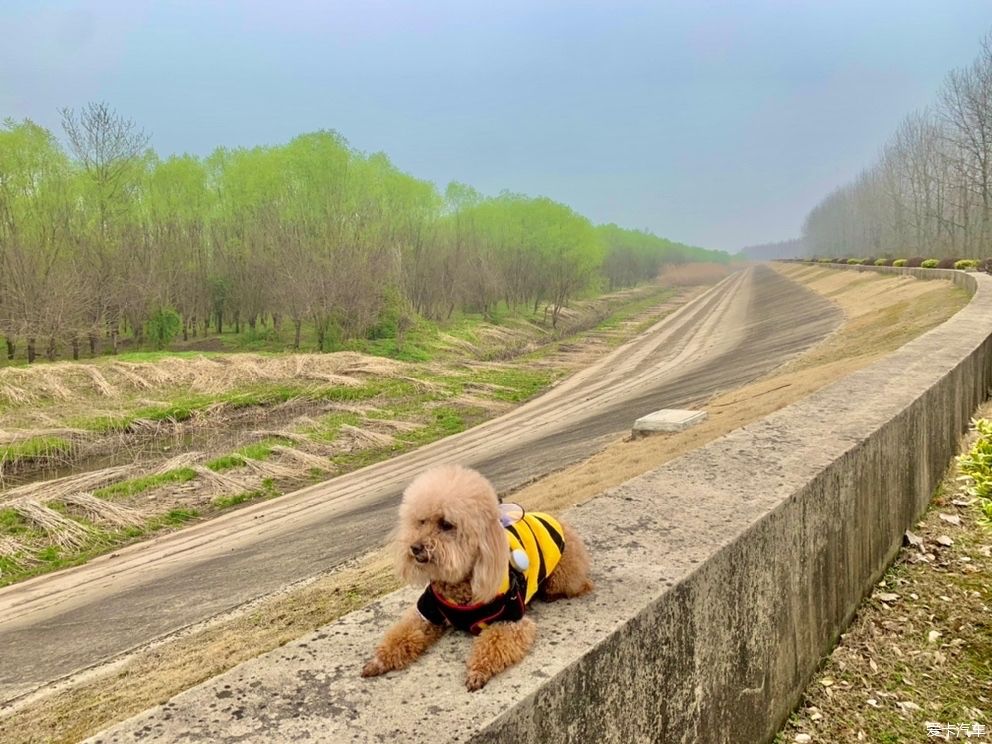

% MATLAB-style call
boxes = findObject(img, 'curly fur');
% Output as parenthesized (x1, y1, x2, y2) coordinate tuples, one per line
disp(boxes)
(362, 464, 592, 690)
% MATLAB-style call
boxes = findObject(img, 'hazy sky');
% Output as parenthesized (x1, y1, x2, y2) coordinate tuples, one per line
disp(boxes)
(3, 1, 991, 252)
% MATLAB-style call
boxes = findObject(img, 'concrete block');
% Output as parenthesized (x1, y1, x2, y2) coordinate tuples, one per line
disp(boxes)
(633, 408, 707, 434)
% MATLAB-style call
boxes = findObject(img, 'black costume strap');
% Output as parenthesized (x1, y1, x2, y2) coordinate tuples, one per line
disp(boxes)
(417, 571, 527, 635)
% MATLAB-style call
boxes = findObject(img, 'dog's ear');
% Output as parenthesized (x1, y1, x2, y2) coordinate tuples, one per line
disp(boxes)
(470, 516, 508, 603)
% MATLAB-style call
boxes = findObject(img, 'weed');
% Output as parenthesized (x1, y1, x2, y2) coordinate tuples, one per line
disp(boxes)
(93, 468, 198, 499)
(0, 436, 73, 463)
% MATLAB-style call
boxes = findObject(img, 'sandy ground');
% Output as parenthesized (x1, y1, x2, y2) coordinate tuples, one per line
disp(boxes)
(0, 264, 968, 743)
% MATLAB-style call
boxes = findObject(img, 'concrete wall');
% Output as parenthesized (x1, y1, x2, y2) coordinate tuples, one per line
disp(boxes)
(90, 266, 992, 744)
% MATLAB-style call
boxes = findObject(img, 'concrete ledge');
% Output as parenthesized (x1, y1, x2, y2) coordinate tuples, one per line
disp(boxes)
(91, 266, 991, 744)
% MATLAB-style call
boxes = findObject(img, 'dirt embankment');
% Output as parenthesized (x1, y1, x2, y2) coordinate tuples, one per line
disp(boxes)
(0, 282, 696, 588)
(0, 264, 968, 744)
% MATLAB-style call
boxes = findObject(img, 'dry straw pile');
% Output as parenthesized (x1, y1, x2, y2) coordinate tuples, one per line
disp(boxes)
(0, 352, 407, 406)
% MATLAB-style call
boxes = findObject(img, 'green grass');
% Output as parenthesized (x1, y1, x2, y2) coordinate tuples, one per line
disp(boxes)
(955, 417, 992, 523)
(0, 505, 204, 587)
(213, 479, 278, 509)
(205, 438, 285, 472)
(596, 287, 675, 331)
(400, 407, 468, 445)
(0, 507, 40, 538)
(93, 468, 198, 499)
(0, 435, 73, 463)
(0, 281, 685, 587)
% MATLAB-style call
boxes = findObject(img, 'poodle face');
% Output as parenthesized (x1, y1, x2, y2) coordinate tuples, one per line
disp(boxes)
(393, 464, 509, 603)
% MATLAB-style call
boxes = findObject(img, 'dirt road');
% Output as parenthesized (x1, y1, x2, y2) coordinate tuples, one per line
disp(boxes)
(0, 265, 839, 703)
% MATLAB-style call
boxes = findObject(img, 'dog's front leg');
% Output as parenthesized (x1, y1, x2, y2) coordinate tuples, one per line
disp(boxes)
(465, 617, 536, 691)
(362, 606, 446, 677)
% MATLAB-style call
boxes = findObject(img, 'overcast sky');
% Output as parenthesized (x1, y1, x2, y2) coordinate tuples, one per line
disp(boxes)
(2, 1, 991, 252)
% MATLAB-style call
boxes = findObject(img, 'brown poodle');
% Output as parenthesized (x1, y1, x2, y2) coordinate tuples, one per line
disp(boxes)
(361, 464, 592, 691)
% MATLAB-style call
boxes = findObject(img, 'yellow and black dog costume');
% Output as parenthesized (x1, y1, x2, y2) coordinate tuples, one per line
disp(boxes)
(416, 510, 565, 635)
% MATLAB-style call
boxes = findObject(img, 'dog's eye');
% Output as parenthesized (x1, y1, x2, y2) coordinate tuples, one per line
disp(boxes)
(439, 518, 455, 531)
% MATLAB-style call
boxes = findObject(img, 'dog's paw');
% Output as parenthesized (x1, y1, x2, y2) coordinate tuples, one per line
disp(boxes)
(361, 656, 388, 678)
(465, 670, 490, 691)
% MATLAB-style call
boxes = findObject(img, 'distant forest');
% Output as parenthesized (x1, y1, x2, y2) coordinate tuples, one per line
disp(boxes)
(804, 34, 992, 259)
(0, 104, 730, 362)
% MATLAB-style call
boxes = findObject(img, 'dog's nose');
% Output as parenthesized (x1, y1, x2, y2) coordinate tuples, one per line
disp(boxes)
(410, 543, 427, 562)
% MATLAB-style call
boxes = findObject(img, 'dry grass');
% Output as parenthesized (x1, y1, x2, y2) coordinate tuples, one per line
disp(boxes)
(80, 367, 117, 398)
(0, 465, 141, 506)
(269, 446, 333, 473)
(338, 423, 397, 449)
(777, 411, 992, 744)
(238, 457, 300, 481)
(250, 430, 312, 445)
(0, 352, 406, 408)
(0, 265, 969, 743)
(509, 266, 967, 516)
(55, 493, 145, 529)
(8, 500, 92, 551)
(0, 536, 28, 565)
(659, 261, 736, 286)
(191, 466, 248, 496)
(0, 429, 87, 445)
(152, 452, 203, 476)
(109, 364, 153, 390)
(0, 553, 401, 744)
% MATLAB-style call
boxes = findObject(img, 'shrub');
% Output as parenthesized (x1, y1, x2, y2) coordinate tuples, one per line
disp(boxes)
(145, 308, 182, 350)
(862, 257, 877, 266)
(906, 256, 926, 267)
(832, 257, 847, 264)
(818, 257, 832, 263)
(874, 258, 889, 266)
(936, 257, 959, 269)
(846, 258, 863, 265)
(921, 258, 939, 268)
(892, 259, 908, 267)
(954, 259, 978, 271)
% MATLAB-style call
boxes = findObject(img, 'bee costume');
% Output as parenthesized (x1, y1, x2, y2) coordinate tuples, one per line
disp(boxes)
(416, 509, 566, 635)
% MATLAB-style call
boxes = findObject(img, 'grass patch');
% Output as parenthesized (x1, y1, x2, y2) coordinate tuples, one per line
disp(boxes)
(596, 286, 676, 331)
(0, 507, 33, 535)
(955, 417, 992, 524)
(456, 368, 554, 402)
(213, 480, 278, 510)
(205, 439, 283, 472)
(0, 435, 73, 463)
(313, 378, 417, 403)
(308, 412, 366, 443)
(400, 407, 468, 445)
(0, 506, 203, 587)
(776, 411, 992, 743)
(93, 468, 198, 499)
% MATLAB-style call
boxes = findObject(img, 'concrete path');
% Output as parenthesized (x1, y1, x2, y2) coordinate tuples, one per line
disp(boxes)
(0, 265, 840, 702)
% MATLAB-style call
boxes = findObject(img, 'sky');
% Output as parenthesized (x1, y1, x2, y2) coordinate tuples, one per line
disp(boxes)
(2, 1, 991, 253)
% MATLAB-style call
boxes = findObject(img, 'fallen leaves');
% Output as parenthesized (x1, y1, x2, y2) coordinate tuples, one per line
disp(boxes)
(778, 429, 992, 744)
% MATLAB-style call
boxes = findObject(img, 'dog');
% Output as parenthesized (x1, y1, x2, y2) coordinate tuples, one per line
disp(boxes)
(361, 464, 593, 691)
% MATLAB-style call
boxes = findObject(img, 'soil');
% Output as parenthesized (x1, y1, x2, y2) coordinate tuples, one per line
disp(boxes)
(776, 404, 992, 744)
(0, 264, 969, 744)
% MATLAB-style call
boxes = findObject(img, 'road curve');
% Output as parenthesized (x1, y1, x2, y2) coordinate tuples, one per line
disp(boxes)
(0, 265, 841, 702)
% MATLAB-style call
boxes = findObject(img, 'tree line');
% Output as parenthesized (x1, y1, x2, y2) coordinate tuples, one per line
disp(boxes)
(804, 33, 992, 260)
(0, 103, 728, 362)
